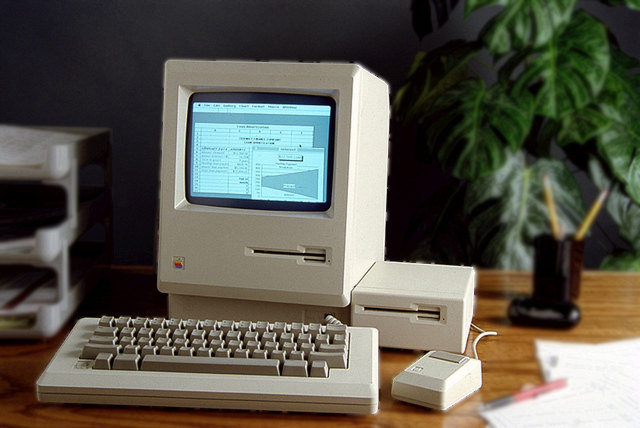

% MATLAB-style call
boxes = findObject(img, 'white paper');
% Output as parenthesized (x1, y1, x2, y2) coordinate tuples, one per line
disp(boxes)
(480, 338, 640, 427)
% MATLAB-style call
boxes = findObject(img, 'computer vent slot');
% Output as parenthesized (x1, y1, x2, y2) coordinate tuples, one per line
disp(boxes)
(247, 247, 329, 264)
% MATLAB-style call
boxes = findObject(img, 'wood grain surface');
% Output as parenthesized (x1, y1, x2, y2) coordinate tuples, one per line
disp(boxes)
(1, 268, 639, 427)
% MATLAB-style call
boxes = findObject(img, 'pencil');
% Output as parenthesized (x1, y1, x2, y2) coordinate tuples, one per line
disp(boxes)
(480, 378, 568, 411)
(575, 189, 608, 241)
(542, 175, 560, 239)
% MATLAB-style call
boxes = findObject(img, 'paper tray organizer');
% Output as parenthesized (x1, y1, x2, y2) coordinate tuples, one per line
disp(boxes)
(0, 125, 112, 338)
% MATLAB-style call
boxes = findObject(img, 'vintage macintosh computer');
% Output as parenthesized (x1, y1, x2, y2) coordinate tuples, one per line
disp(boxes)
(157, 59, 390, 324)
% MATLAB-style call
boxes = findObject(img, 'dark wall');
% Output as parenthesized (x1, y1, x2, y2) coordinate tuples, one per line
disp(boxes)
(1, 1, 638, 267)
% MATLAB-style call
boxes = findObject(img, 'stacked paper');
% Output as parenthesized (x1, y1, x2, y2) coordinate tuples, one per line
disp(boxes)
(480, 338, 640, 427)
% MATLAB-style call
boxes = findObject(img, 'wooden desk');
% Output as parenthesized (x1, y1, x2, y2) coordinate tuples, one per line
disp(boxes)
(2, 269, 639, 427)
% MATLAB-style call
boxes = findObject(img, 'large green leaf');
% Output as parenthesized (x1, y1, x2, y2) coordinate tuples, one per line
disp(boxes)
(411, 0, 461, 39)
(554, 107, 612, 146)
(590, 158, 640, 271)
(465, 0, 577, 55)
(421, 79, 533, 180)
(393, 41, 480, 122)
(464, 152, 585, 269)
(589, 158, 640, 252)
(594, 49, 640, 204)
(513, 11, 610, 119)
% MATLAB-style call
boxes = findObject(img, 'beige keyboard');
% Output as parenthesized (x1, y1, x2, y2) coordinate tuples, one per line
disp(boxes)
(37, 316, 379, 414)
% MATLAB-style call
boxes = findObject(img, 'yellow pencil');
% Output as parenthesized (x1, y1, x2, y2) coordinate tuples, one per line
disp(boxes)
(542, 175, 560, 239)
(575, 189, 608, 241)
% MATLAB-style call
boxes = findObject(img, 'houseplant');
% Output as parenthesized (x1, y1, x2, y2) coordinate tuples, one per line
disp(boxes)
(395, 0, 640, 270)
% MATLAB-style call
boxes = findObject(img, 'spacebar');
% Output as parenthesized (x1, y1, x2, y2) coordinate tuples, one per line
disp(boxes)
(141, 355, 281, 376)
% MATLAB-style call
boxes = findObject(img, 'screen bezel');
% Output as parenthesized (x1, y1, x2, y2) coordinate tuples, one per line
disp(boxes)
(185, 92, 336, 212)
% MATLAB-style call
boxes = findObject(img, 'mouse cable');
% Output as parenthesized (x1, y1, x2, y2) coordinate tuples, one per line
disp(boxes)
(470, 322, 498, 360)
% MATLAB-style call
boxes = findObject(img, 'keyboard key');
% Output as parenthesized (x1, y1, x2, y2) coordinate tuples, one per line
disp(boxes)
(190, 329, 206, 341)
(246, 340, 261, 353)
(191, 338, 206, 349)
(98, 316, 114, 327)
(243, 331, 259, 344)
(148, 317, 165, 330)
(123, 344, 140, 355)
(263, 342, 278, 355)
(255, 321, 270, 334)
(289, 350, 305, 360)
(138, 337, 153, 347)
(300, 343, 315, 355)
(172, 329, 188, 340)
(160, 345, 176, 356)
(119, 327, 136, 338)
(167, 318, 183, 331)
(208, 330, 223, 341)
(220, 320, 235, 334)
(215, 348, 231, 358)
(279, 332, 294, 345)
(141, 345, 158, 358)
(308, 323, 322, 338)
(196, 347, 212, 357)
(201, 319, 217, 332)
(261, 332, 276, 345)
(156, 337, 172, 348)
(282, 342, 296, 356)
(234, 349, 250, 358)
(113, 353, 140, 371)
(155, 328, 171, 339)
(89, 335, 117, 345)
(291, 322, 305, 336)
(227, 340, 243, 353)
(318, 343, 347, 353)
(226, 330, 242, 342)
(271, 350, 286, 365)
(137, 327, 153, 338)
(238, 320, 252, 334)
(141, 355, 281, 376)
(120, 336, 136, 347)
(94, 352, 113, 370)
(282, 360, 308, 377)
(297, 333, 312, 344)
(132, 317, 148, 330)
(309, 352, 347, 369)
(115, 316, 131, 329)
(184, 319, 200, 333)
(252, 349, 268, 359)
(333, 334, 348, 345)
(173, 338, 189, 348)
(209, 339, 224, 352)
(273, 321, 287, 336)
(94, 326, 118, 337)
(315, 334, 329, 346)
(178, 346, 194, 356)
(309, 360, 329, 378)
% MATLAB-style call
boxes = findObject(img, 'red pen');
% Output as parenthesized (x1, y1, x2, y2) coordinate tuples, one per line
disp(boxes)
(481, 378, 568, 411)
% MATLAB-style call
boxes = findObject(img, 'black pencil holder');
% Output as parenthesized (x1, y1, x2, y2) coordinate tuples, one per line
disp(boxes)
(533, 235, 584, 302)
(508, 234, 583, 328)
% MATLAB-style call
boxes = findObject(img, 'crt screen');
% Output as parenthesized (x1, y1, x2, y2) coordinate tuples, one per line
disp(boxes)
(186, 92, 335, 211)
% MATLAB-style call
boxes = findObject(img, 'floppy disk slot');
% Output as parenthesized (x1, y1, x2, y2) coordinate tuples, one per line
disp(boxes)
(248, 247, 327, 263)
(360, 305, 441, 321)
